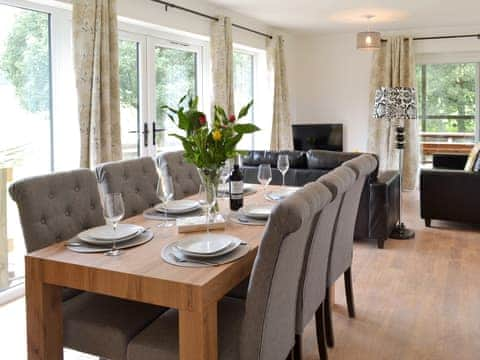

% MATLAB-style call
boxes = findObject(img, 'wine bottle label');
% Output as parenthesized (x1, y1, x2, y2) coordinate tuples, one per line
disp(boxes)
(230, 181, 243, 200)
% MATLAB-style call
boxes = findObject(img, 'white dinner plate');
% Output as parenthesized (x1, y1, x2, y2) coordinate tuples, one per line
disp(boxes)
(173, 237, 242, 258)
(79, 229, 143, 245)
(79, 224, 143, 241)
(265, 189, 297, 201)
(155, 200, 200, 214)
(242, 204, 274, 220)
(175, 233, 237, 255)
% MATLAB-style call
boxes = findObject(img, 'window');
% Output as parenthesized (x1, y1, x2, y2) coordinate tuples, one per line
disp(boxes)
(233, 50, 255, 150)
(416, 63, 479, 163)
(0, 1, 75, 300)
(0, 3, 52, 295)
(155, 44, 198, 151)
(119, 38, 140, 160)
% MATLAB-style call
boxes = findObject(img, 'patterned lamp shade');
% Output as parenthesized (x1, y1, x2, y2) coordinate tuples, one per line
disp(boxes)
(357, 32, 381, 50)
(373, 87, 417, 120)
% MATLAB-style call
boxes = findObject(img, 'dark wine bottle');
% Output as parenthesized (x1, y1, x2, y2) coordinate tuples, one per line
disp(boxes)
(229, 157, 244, 211)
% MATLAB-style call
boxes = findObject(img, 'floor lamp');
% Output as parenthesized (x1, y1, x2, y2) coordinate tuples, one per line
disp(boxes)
(373, 87, 416, 240)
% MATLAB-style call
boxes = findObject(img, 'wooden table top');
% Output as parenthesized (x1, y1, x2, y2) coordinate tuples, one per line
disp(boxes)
(26, 185, 288, 310)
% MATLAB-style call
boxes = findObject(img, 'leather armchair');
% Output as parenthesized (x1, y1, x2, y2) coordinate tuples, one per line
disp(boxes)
(421, 153, 480, 226)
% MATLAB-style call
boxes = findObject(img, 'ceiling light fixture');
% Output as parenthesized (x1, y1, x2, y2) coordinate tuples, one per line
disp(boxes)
(357, 15, 381, 50)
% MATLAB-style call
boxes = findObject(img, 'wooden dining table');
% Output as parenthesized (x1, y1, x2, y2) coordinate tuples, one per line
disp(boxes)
(25, 185, 288, 360)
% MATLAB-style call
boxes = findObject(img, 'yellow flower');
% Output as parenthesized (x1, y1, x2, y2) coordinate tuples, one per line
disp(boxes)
(212, 129, 222, 141)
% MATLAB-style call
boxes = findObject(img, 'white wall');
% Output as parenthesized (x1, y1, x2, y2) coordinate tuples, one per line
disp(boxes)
(289, 25, 480, 152)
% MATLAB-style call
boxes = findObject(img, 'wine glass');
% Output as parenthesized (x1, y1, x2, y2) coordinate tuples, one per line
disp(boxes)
(219, 160, 233, 198)
(277, 154, 290, 186)
(199, 182, 217, 233)
(257, 164, 272, 197)
(156, 176, 174, 228)
(103, 193, 125, 256)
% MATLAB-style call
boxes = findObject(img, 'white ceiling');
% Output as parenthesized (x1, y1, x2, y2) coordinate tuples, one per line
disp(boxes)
(206, 0, 480, 33)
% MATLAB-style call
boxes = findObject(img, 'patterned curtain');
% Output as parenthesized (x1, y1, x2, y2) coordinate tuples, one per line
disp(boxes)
(210, 16, 234, 116)
(73, 0, 122, 168)
(268, 35, 293, 151)
(368, 36, 419, 190)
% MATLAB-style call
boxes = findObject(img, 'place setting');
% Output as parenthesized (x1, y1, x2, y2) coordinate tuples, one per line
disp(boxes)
(65, 193, 154, 254)
(143, 176, 203, 225)
(161, 233, 249, 267)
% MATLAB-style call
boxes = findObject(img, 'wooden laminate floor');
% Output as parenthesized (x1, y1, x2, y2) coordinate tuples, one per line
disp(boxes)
(1, 191, 479, 360)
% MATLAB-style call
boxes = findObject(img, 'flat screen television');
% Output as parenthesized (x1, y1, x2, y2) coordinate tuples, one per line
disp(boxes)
(292, 124, 343, 151)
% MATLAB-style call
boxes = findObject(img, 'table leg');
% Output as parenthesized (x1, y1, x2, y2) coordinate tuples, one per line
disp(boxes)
(25, 257, 63, 360)
(179, 302, 218, 360)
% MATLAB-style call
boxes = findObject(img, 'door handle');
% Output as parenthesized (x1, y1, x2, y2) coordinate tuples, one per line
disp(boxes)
(128, 123, 149, 147)
(152, 122, 165, 146)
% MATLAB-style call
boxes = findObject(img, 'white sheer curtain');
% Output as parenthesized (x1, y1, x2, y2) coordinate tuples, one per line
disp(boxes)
(210, 15, 234, 115)
(73, 0, 122, 168)
(368, 36, 419, 190)
(268, 35, 293, 151)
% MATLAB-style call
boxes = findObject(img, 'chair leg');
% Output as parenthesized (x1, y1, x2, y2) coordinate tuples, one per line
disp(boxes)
(344, 267, 356, 318)
(425, 218, 431, 227)
(287, 349, 295, 360)
(324, 287, 334, 347)
(293, 334, 302, 360)
(315, 302, 329, 360)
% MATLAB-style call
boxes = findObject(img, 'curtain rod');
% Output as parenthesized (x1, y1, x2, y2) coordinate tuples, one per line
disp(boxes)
(382, 34, 480, 42)
(151, 0, 273, 39)
(413, 34, 480, 40)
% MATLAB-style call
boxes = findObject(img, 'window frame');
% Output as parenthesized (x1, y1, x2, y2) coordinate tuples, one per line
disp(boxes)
(118, 22, 209, 155)
(233, 45, 260, 150)
(416, 53, 480, 143)
(0, 0, 73, 304)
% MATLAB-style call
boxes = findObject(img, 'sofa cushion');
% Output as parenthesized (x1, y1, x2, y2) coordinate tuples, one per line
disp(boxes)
(241, 151, 307, 169)
(306, 150, 360, 170)
(464, 144, 480, 171)
(473, 151, 480, 172)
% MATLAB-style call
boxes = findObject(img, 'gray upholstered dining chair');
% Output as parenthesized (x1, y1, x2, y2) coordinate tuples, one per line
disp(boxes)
(157, 150, 201, 200)
(9, 169, 166, 360)
(293, 179, 346, 360)
(96, 157, 160, 218)
(126, 183, 330, 360)
(319, 155, 378, 348)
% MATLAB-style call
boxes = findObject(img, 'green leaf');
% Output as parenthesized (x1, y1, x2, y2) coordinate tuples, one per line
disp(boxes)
(238, 100, 253, 119)
(233, 123, 260, 134)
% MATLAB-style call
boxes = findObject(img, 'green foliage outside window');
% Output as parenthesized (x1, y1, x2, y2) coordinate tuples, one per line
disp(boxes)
(0, 11, 50, 113)
(416, 63, 477, 133)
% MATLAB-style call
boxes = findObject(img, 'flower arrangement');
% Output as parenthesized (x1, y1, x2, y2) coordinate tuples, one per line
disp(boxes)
(162, 94, 260, 170)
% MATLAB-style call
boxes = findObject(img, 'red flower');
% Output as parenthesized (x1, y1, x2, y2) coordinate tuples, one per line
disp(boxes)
(228, 114, 236, 123)
(199, 114, 207, 125)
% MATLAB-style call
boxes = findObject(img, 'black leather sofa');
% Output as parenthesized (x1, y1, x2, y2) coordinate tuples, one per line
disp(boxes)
(241, 150, 400, 248)
(421, 153, 480, 226)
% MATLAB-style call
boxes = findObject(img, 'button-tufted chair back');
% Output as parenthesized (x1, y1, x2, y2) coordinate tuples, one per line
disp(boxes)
(296, 181, 339, 334)
(240, 184, 331, 360)
(95, 157, 159, 219)
(9, 169, 104, 253)
(157, 151, 201, 200)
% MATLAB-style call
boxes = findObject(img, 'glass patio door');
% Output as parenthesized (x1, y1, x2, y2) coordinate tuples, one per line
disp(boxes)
(148, 38, 203, 155)
(119, 35, 203, 157)
(0, 4, 52, 293)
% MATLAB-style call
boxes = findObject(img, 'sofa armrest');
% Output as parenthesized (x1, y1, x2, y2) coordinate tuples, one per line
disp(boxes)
(432, 153, 468, 170)
(420, 169, 480, 223)
(369, 171, 400, 248)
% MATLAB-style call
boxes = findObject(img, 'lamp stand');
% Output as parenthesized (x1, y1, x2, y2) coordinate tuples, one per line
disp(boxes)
(390, 124, 415, 240)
